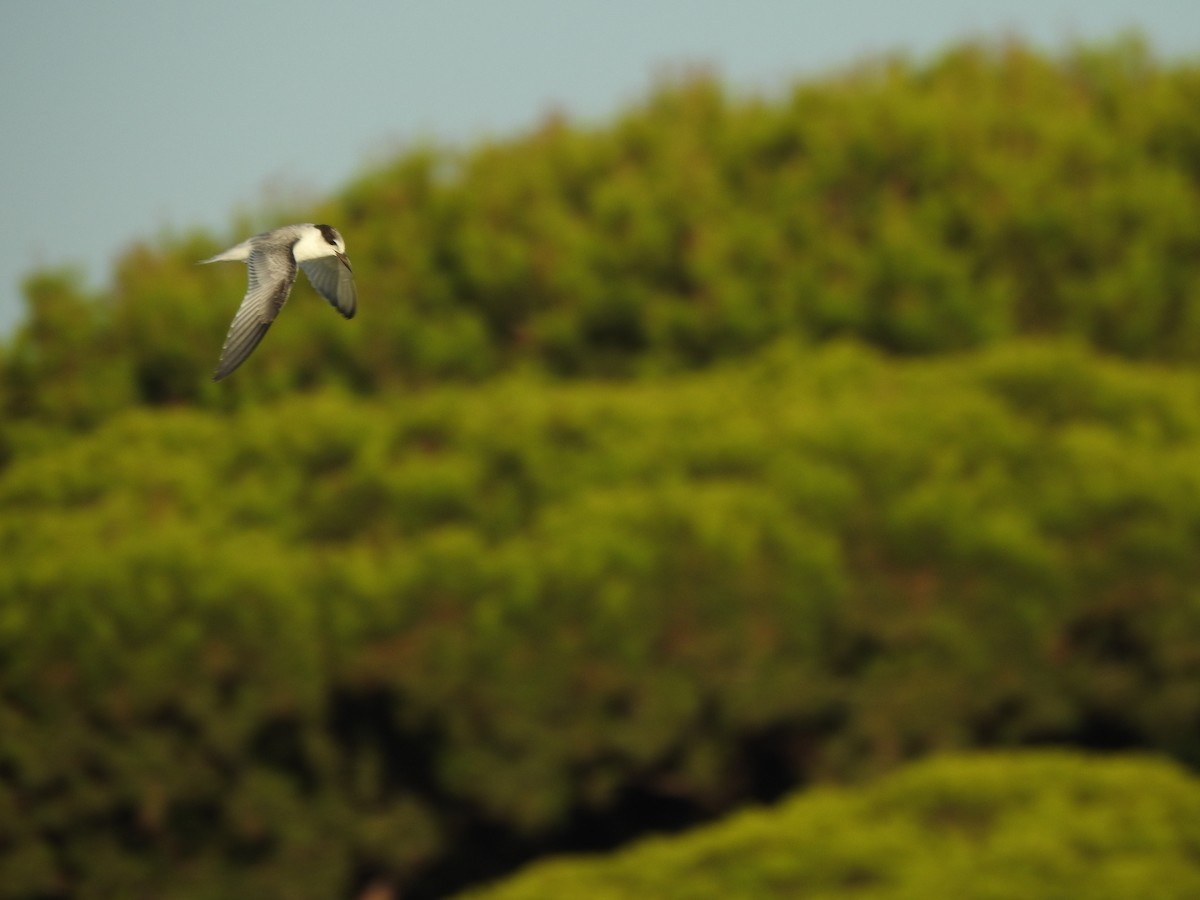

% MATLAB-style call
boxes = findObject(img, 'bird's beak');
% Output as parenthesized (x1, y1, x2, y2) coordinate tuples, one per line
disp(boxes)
(336, 251, 353, 272)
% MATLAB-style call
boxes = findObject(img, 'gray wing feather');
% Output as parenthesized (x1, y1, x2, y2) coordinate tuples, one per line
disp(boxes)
(299, 257, 357, 319)
(212, 246, 298, 381)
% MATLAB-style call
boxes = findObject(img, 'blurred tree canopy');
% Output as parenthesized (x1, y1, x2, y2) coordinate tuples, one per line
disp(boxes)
(3, 34, 1200, 900)
(460, 753, 1200, 900)
(3, 34, 1199, 428)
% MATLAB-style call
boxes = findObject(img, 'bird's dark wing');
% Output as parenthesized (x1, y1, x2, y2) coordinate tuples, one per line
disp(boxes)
(299, 256, 356, 319)
(212, 246, 297, 381)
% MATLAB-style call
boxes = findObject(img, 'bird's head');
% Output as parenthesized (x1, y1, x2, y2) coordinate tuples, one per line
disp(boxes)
(315, 223, 352, 271)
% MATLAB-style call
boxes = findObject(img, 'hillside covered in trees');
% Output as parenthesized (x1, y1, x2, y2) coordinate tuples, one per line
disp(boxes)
(3, 35, 1200, 899)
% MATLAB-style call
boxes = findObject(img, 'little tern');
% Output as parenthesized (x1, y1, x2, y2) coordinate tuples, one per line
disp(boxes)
(201, 223, 356, 381)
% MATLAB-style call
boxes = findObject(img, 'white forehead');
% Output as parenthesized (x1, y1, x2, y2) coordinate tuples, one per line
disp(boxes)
(292, 224, 347, 262)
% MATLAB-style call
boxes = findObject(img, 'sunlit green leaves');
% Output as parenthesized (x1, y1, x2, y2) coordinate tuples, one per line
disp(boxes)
(6, 39, 1200, 428)
(461, 753, 1200, 900)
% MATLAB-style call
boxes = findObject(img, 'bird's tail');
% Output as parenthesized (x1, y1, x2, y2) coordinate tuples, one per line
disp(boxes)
(199, 240, 253, 264)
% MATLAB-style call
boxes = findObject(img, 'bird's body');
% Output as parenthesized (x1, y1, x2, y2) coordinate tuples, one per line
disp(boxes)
(201, 223, 356, 381)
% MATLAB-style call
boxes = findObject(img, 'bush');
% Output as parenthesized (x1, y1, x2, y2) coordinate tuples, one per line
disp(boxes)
(5, 342, 1200, 895)
(456, 752, 1200, 900)
(4, 37, 1200, 426)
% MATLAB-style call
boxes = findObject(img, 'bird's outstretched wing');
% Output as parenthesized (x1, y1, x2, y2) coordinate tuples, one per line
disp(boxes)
(212, 247, 298, 381)
(299, 257, 357, 319)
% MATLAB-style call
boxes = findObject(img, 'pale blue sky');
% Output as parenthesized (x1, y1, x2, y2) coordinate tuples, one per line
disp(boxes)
(1, 1, 1196, 332)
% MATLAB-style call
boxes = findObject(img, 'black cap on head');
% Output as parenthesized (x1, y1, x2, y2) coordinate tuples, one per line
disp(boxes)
(315, 224, 340, 246)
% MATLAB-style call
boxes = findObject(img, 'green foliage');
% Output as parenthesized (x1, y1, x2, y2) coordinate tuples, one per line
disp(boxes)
(4, 37, 1200, 426)
(5, 33, 1200, 899)
(457, 752, 1200, 900)
(5, 342, 1200, 895)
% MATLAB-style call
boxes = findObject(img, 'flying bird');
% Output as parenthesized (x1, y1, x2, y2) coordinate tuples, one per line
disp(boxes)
(201, 223, 356, 381)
